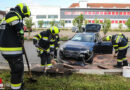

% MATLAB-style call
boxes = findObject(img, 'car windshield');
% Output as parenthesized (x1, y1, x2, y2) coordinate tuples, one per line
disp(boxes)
(71, 33, 94, 42)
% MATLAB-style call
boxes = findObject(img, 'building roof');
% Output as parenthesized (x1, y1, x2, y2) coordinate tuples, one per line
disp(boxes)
(0, 10, 6, 15)
(69, 3, 130, 8)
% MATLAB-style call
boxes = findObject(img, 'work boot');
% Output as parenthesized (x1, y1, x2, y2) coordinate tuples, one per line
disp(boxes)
(113, 62, 123, 68)
(123, 60, 128, 66)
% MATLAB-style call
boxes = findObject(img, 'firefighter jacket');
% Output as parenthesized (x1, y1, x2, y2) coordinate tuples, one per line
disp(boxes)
(0, 8, 24, 56)
(54, 34, 60, 50)
(112, 34, 129, 51)
(33, 30, 53, 53)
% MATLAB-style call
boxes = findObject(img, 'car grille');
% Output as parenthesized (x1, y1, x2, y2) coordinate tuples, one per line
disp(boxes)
(64, 50, 79, 57)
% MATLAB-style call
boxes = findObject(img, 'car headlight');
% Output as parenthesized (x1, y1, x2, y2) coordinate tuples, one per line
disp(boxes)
(80, 50, 89, 54)
(60, 47, 64, 51)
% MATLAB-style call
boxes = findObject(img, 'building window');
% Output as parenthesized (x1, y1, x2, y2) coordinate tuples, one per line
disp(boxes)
(123, 12, 127, 15)
(115, 12, 118, 15)
(88, 12, 92, 15)
(123, 20, 126, 24)
(115, 20, 118, 23)
(48, 15, 58, 19)
(108, 12, 111, 15)
(96, 12, 100, 15)
(92, 12, 95, 15)
(112, 12, 115, 15)
(127, 12, 130, 15)
(111, 20, 114, 23)
(120, 12, 123, 15)
(65, 20, 71, 23)
(100, 20, 103, 23)
(100, 12, 104, 15)
(64, 12, 71, 15)
(119, 20, 122, 23)
(92, 20, 95, 23)
(88, 20, 91, 23)
(104, 12, 107, 15)
(36, 15, 46, 19)
(85, 12, 88, 15)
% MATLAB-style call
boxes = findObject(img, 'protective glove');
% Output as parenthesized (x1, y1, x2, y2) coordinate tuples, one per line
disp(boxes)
(50, 51, 54, 56)
(35, 43, 39, 47)
(115, 50, 118, 54)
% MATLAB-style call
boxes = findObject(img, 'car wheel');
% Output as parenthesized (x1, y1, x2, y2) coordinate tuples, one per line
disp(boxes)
(58, 50, 66, 60)
(86, 51, 94, 64)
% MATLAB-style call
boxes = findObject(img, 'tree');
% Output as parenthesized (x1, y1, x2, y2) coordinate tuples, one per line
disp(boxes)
(94, 18, 100, 24)
(24, 17, 34, 38)
(49, 20, 56, 26)
(102, 19, 111, 36)
(59, 20, 65, 28)
(118, 23, 123, 31)
(125, 18, 130, 29)
(72, 14, 84, 32)
(84, 19, 88, 26)
(38, 20, 44, 28)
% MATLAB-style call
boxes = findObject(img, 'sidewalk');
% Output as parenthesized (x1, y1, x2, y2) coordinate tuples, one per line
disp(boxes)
(0, 54, 129, 75)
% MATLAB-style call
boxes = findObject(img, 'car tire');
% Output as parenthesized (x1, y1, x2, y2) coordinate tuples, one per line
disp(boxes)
(86, 51, 94, 64)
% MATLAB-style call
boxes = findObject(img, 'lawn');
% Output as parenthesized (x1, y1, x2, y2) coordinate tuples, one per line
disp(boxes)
(0, 71, 130, 90)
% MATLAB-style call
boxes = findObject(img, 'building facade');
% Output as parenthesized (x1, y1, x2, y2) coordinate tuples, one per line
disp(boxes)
(60, 8, 130, 28)
(60, 1, 130, 28)
(0, 10, 6, 20)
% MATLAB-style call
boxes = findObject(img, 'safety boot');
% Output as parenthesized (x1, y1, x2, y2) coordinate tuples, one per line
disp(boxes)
(123, 60, 128, 66)
(113, 62, 123, 68)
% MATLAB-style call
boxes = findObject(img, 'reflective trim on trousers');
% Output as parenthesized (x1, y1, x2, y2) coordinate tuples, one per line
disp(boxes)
(119, 44, 129, 50)
(117, 59, 122, 62)
(11, 83, 21, 89)
(122, 58, 127, 61)
(1, 51, 22, 55)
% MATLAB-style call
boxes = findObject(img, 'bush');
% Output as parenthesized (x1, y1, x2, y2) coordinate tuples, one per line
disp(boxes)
(60, 36, 69, 41)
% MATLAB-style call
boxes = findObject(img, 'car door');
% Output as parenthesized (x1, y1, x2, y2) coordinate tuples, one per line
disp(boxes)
(94, 33, 113, 54)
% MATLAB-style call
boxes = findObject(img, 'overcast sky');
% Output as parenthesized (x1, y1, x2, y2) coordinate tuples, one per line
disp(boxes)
(0, 0, 130, 11)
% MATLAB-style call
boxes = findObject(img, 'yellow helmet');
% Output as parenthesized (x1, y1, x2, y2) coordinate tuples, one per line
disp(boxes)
(50, 26, 59, 34)
(15, 3, 31, 17)
(106, 35, 112, 41)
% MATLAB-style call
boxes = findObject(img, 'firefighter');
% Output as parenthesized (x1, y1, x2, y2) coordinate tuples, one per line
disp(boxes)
(106, 33, 129, 68)
(33, 26, 60, 69)
(0, 3, 31, 90)
(54, 34, 60, 60)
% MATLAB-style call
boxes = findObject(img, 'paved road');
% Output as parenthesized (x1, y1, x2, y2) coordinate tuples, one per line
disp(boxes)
(0, 41, 130, 64)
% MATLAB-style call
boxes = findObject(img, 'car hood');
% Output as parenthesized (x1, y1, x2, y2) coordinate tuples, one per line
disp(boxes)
(62, 40, 95, 51)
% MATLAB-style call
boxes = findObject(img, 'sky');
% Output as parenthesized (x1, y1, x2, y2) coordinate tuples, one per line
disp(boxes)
(0, 0, 130, 11)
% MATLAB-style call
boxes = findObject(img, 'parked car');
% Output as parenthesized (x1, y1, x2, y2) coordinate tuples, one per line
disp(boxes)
(59, 24, 113, 63)
(72, 27, 79, 32)
(23, 26, 32, 32)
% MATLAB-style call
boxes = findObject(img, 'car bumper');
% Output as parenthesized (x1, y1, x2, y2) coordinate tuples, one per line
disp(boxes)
(61, 50, 89, 58)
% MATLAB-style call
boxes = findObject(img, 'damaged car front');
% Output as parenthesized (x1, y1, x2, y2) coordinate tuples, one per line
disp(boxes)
(59, 33, 95, 63)
(58, 24, 113, 64)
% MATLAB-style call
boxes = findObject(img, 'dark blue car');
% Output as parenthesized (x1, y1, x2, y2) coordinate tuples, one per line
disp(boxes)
(59, 24, 113, 64)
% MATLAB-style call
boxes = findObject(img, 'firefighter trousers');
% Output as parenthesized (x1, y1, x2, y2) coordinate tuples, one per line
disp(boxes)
(2, 54, 24, 89)
(117, 48, 128, 62)
(40, 52, 51, 66)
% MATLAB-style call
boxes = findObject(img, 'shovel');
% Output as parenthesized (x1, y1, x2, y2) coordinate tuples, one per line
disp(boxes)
(22, 44, 37, 83)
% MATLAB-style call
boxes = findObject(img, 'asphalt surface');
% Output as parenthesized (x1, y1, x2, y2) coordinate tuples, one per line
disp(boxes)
(0, 41, 130, 65)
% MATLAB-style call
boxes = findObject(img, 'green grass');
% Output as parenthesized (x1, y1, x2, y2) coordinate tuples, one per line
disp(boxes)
(1, 71, 130, 90)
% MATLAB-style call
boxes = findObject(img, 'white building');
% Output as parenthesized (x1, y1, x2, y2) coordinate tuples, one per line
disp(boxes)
(29, 5, 60, 28)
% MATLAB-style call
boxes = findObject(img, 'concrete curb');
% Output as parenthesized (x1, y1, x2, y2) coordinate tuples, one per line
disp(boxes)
(76, 69, 122, 75)
(0, 64, 123, 75)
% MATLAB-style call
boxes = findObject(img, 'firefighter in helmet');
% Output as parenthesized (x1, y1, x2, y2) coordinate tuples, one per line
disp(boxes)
(0, 3, 31, 89)
(106, 33, 129, 68)
(33, 26, 60, 69)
